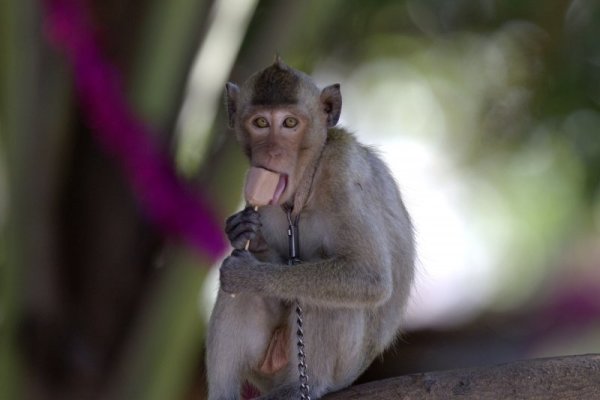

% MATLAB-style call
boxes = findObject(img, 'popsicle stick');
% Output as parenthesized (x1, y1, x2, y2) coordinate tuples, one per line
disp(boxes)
(231, 205, 259, 298)
(244, 205, 259, 250)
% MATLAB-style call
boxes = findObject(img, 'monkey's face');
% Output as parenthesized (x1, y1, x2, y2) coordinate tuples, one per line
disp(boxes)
(240, 104, 321, 205)
(226, 58, 342, 206)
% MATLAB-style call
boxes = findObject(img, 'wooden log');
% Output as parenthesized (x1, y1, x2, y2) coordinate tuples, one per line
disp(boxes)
(324, 354, 600, 400)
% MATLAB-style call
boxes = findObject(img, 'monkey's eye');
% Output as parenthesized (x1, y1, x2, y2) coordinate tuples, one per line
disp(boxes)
(283, 117, 298, 128)
(253, 117, 269, 128)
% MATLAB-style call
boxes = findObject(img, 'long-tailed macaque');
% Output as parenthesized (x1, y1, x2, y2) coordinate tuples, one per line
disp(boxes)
(206, 57, 415, 400)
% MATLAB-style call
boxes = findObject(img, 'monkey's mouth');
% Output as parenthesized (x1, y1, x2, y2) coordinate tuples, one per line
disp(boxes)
(271, 174, 288, 205)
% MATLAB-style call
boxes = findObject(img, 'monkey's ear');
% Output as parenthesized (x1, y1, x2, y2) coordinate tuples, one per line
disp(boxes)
(225, 82, 240, 128)
(320, 84, 342, 127)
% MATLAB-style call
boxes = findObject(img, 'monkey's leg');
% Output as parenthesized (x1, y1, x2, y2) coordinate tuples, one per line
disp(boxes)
(255, 312, 349, 400)
(272, 308, 368, 400)
(255, 382, 301, 400)
(255, 381, 329, 400)
(207, 291, 281, 400)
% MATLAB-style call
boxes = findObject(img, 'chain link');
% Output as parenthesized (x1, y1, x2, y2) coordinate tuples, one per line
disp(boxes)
(296, 301, 310, 400)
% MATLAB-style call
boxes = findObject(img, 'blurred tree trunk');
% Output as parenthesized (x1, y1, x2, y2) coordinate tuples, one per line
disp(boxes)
(1, 0, 326, 399)
(1, 0, 211, 399)
(325, 354, 600, 400)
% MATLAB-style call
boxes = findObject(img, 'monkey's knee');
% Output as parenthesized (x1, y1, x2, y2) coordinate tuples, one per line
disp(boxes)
(255, 382, 328, 400)
(206, 363, 243, 400)
(255, 383, 301, 400)
(207, 394, 238, 400)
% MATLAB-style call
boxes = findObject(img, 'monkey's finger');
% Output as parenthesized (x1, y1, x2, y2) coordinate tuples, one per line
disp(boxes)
(230, 231, 258, 250)
(240, 207, 261, 224)
(224, 213, 243, 232)
(226, 206, 259, 222)
(227, 220, 261, 240)
(225, 209, 261, 234)
(224, 210, 244, 226)
(225, 218, 261, 238)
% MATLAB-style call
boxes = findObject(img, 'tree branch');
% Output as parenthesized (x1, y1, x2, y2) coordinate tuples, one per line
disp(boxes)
(324, 354, 600, 400)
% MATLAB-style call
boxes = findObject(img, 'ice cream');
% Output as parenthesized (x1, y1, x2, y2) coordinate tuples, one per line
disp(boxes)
(244, 167, 281, 207)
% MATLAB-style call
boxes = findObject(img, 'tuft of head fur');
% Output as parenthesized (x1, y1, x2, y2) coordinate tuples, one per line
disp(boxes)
(249, 57, 319, 106)
(251, 62, 299, 105)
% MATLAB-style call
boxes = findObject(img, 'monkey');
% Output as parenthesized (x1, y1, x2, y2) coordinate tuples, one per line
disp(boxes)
(206, 57, 415, 400)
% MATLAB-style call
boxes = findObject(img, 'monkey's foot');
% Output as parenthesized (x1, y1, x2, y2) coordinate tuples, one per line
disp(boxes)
(241, 381, 261, 400)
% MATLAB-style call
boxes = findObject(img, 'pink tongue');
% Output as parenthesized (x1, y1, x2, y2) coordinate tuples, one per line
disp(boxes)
(271, 175, 287, 204)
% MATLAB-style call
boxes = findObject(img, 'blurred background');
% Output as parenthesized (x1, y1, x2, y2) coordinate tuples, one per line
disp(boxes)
(2, 0, 600, 399)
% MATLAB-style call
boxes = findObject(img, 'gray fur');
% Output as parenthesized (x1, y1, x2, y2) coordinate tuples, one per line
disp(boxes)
(208, 61, 415, 400)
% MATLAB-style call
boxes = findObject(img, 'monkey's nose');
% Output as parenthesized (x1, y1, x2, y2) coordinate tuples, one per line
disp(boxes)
(268, 148, 283, 158)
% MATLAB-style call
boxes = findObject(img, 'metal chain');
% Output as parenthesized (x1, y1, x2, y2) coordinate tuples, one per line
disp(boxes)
(295, 300, 310, 400)
(286, 208, 310, 400)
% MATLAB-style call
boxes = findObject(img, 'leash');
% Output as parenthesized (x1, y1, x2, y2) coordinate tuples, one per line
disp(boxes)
(286, 207, 310, 400)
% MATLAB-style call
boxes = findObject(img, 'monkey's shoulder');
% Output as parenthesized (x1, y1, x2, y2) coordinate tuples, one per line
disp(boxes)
(322, 128, 397, 198)
(324, 128, 387, 168)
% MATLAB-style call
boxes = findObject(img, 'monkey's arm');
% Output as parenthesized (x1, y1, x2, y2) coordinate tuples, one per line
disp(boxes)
(220, 249, 393, 308)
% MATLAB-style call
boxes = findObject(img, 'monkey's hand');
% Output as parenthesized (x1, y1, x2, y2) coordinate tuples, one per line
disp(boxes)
(224, 207, 262, 250)
(220, 249, 262, 294)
